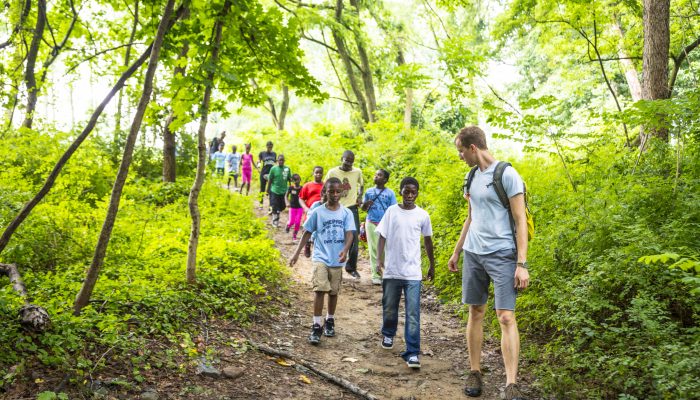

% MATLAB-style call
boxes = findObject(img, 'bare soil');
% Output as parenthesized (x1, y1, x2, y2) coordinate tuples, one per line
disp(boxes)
(186, 200, 540, 400)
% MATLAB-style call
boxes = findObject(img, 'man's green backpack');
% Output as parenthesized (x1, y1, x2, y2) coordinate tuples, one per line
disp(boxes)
(463, 161, 534, 244)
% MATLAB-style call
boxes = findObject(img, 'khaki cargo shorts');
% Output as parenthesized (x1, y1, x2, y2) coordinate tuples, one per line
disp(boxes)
(312, 262, 343, 295)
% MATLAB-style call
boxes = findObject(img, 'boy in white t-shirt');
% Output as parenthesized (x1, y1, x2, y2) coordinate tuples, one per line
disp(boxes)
(376, 177, 435, 369)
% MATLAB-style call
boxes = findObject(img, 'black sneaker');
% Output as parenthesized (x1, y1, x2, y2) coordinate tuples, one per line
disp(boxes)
(464, 370, 483, 397)
(505, 383, 526, 400)
(381, 336, 394, 349)
(323, 318, 335, 337)
(349, 270, 361, 279)
(406, 355, 421, 369)
(304, 242, 312, 258)
(285, 225, 290, 233)
(308, 323, 322, 345)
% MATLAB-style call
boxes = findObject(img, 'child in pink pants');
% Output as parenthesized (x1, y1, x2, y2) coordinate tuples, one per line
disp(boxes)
(286, 174, 304, 241)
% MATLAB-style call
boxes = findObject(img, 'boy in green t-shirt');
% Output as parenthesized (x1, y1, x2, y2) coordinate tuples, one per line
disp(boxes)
(266, 154, 292, 228)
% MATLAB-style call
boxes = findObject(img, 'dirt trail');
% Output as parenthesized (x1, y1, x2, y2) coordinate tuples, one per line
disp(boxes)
(179, 192, 537, 399)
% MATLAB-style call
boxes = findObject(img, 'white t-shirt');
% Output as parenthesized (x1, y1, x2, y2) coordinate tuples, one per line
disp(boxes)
(375, 204, 433, 280)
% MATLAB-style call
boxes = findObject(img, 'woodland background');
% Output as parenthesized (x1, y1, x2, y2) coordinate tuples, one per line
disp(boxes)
(0, 0, 699, 398)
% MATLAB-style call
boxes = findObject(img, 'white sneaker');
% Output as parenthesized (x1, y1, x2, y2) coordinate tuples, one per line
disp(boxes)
(372, 278, 382, 285)
(406, 355, 421, 369)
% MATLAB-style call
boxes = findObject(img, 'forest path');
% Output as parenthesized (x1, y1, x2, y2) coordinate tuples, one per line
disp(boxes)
(202, 190, 536, 400)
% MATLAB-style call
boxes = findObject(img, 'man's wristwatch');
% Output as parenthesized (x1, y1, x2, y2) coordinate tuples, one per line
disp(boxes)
(516, 262, 529, 269)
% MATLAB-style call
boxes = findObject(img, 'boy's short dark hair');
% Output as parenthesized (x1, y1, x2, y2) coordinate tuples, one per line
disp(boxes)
(266, 141, 273, 146)
(313, 166, 323, 172)
(292, 173, 301, 181)
(400, 177, 419, 191)
(325, 177, 342, 189)
(378, 168, 390, 181)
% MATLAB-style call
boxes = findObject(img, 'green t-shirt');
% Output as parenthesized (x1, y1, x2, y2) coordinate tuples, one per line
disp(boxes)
(268, 165, 292, 195)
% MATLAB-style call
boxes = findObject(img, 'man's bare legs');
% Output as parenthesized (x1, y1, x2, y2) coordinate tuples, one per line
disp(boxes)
(467, 304, 486, 371)
(467, 306, 520, 384)
(496, 309, 520, 385)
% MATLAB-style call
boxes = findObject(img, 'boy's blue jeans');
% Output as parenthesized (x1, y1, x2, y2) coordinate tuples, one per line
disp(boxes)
(381, 279, 421, 360)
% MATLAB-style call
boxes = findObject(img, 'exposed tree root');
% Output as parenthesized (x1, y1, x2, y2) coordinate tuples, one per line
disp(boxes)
(249, 340, 378, 400)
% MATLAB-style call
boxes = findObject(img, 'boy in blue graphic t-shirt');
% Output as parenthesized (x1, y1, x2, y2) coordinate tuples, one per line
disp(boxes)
(290, 177, 355, 345)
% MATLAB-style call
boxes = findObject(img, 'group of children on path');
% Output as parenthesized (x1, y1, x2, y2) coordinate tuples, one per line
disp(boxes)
(284, 151, 436, 371)
(211, 125, 529, 399)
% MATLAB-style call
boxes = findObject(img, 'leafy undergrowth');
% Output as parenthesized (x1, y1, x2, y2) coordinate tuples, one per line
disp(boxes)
(0, 161, 288, 397)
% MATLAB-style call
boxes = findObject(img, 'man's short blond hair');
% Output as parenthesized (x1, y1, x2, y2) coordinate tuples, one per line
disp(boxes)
(455, 126, 488, 150)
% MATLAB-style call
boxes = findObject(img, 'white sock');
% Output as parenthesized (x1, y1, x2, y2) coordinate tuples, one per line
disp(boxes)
(313, 316, 322, 325)
(326, 314, 334, 320)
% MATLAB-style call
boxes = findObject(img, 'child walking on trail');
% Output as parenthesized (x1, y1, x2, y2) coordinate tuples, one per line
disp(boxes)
(376, 177, 435, 369)
(289, 178, 355, 345)
(240, 143, 257, 196)
(300, 166, 325, 256)
(226, 145, 241, 190)
(361, 169, 398, 285)
(266, 154, 291, 228)
(286, 174, 304, 241)
(212, 143, 227, 176)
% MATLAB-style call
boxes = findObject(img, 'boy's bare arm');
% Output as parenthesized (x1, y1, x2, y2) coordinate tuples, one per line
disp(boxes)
(289, 231, 312, 267)
(338, 230, 354, 262)
(424, 236, 435, 281)
(377, 235, 386, 276)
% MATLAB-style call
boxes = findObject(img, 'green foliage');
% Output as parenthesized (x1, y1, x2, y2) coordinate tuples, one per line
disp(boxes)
(255, 118, 700, 398)
(0, 133, 288, 390)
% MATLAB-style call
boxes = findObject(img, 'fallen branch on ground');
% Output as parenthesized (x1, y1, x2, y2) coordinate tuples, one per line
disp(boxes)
(0, 263, 50, 331)
(248, 339, 378, 400)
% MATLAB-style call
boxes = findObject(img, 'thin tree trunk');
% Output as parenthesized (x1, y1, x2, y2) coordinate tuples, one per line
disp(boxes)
(73, 0, 176, 315)
(277, 84, 289, 130)
(349, 0, 376, 122)
(331, 0, 369, 123)
(22, 0, 46, 129)
(612, 18, 642, 102)
(0, 0, 32, 51)
(186, 0, 230, 284)
(668, 36, 700, 96)
(116, 0, 139, 136)
(641, 0, 670, 142)
(396, 48, 412, 130)
(0, 44, 154, 255)
(163, 41, 189, 182)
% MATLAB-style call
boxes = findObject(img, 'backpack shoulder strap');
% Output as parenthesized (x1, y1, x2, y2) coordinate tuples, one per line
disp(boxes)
(493, 161, 520, 251)
(464, 166, 479, 195)
(492, 161, 512, 210)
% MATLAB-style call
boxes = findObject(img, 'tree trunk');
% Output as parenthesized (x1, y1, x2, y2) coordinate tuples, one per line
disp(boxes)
(163, 41, 189, 182)
(186, 0, 230, 284)
(0, 44, 155, 256)
(332, 0, 369, 123)
(0, 263, 50, 332)
(612, 18, 642, 102)
(277, 84, 289, 130)
(73, 0, 176, 315)
(641, 0, 670, 141)
(116, 0, 140, 137)
(349, 0, 376, 122)
(396, 48, 412, 130)
(22, 0, 46, 129)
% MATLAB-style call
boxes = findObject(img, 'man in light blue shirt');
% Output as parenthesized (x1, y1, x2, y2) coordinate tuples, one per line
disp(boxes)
(448, 126, 530, 400)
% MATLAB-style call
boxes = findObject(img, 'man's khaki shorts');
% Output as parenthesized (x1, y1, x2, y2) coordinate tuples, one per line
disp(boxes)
(312, 262, 343, 295)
